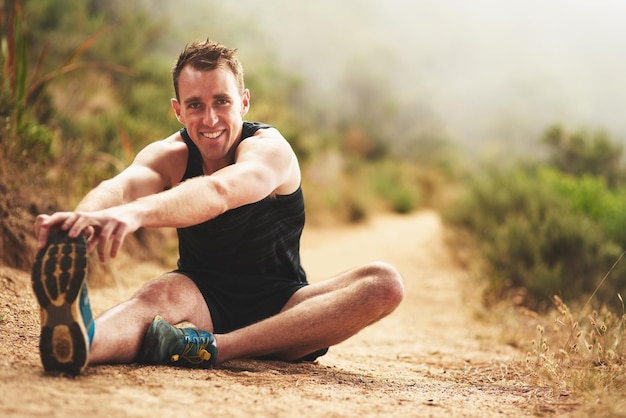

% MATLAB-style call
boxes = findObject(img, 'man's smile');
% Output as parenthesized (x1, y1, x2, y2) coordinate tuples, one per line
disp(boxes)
(201, 130, 225, 139)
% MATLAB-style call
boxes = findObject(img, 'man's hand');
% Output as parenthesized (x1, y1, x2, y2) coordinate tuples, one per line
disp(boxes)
(34, 207, 141, 262)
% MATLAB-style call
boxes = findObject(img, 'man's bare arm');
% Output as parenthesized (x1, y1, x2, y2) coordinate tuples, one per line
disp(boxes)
(38, 128, 298, 260)
(35, 134, 186, 250)
(76, 137, 186, 212)
(78, 127, 298, 231)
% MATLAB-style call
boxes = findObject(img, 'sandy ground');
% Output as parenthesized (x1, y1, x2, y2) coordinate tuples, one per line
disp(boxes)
(0, 210, 564, 417)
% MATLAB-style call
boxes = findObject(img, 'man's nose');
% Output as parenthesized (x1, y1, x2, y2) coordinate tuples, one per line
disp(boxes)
(203, 107, 218, 125)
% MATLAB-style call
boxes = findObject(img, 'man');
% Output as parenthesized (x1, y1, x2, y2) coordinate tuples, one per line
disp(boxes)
(31, 39, 404, 376)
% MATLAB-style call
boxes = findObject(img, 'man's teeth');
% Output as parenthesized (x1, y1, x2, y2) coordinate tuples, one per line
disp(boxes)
(202, 131, 222, 139)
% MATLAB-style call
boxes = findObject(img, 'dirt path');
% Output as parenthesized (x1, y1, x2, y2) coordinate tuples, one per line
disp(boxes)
(0, 210, 544, 417)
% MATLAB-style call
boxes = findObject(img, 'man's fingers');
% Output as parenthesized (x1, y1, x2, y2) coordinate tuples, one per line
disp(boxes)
(35, 214, 65, 250)
(83, 225, 96, 242)
(109, 236, 122, 259)
(35, 215, 50, 250)
(35, 212, 82, 249)
(36, 227, 52, 250)
(104, 223, 126, 259)
(35, 210, 132, 260)
(34, 214, 49, 237)
(97, 237, 108, 263)
(67, 213, 98, 239)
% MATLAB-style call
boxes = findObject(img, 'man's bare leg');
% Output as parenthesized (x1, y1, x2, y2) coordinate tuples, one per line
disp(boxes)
(89, 261, 402, 366)
(214, 261, 404, 363)
(88, 273, 213, 364)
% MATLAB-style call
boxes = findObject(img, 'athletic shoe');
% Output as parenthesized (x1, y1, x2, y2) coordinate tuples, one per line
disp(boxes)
(138, 316, 217, 368)
(31, 230, 95, 376)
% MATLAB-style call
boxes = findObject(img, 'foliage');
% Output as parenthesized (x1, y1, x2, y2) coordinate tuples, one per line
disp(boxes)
(0, 0, 183, 201)
(23, 0, 173, 158)
(446, 161, 626, 310)
(300, 149, 435, 225)
(540, 167, 626, 249)
(1, 0, 159, 166)
(542, 125, 625, 187)
(1, 0, 54, 162)
(368, 159, 420, 214)
(245, 63, 318, 163)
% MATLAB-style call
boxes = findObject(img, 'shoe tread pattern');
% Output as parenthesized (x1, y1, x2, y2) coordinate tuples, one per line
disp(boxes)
(31, 231, 89, 376)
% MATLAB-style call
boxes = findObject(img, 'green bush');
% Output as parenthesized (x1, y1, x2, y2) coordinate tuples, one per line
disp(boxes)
(369, 159, 420, 214)
(540, 168, 626, 249)
(542, 125, 624, 187)
(447, 166, 626, 309)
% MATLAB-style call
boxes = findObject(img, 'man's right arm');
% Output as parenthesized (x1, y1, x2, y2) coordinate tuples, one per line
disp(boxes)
(35, 133, 187, 248)
(76, 135, 187, 212)
(75, 166, 165, 212)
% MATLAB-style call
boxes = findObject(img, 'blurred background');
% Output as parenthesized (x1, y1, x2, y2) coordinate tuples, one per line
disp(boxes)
(2, 0, 626, 309)
(164, 0, 626, 159)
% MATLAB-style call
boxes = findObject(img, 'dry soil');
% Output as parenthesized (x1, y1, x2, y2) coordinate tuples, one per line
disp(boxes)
(0, 210, 565, 417)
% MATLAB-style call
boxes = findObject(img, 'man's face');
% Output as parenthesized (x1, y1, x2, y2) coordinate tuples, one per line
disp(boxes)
(172, 66, 250, 170)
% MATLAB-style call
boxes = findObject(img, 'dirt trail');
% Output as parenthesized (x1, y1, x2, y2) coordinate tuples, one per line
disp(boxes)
(0, 210, 543, 417)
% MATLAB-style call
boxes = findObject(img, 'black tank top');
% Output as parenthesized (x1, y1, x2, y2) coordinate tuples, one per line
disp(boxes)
(176, 122, 307, 283)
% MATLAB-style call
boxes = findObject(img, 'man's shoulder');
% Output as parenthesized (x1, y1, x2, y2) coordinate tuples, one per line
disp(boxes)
(242, 121, 274, 139)
(134, 131, 188, 176)
(144, 130, 187, 153)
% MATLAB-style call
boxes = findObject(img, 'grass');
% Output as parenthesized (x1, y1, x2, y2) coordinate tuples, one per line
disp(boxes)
(518, 296, 626, 416)
(502, 262, 626, 416)
(456, 233, 626, 415)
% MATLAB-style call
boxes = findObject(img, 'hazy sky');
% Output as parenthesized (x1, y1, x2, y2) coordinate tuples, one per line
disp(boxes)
(161, 0, 626, 157)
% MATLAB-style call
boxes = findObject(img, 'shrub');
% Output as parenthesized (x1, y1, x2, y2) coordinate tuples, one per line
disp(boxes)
(542, 125, 624, 188)
(447, 166, 626, 310)
(368, 159, 420, 214)
(540, 168, 626, 249)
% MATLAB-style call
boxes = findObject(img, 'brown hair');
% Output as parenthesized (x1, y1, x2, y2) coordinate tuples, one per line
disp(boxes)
(172, 39, 245, 100)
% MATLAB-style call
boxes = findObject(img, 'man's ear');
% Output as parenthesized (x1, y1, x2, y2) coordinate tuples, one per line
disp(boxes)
(171, 98, 183, 123)
(241, 89, 250, 117)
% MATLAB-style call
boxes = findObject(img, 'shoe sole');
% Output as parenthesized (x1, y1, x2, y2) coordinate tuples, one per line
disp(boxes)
(31, 231, 89, 376)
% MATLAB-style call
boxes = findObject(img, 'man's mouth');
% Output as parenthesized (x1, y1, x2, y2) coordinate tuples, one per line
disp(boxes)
(201, 130, 224, 139)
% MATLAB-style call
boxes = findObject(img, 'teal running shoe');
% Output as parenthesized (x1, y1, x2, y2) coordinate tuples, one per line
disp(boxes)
(138, 316, 217, 368)
(31, 230, 95, 376)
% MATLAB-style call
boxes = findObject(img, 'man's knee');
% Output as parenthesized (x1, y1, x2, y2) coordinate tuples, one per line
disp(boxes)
(361, 261, 404, 310)
(129, 275, 208, 329)
(132, 279, 172, 307)
(132, 273, 194, 307)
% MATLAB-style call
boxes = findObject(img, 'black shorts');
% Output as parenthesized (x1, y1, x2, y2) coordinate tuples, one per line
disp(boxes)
(175, 268, 328, 362)
(175, 268, 305, 333)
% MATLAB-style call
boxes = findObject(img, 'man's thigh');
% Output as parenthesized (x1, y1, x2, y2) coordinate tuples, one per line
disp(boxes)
(281, 265, 366, 312)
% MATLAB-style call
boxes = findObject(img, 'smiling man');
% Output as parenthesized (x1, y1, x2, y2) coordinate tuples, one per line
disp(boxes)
(31, 39, 404, 376)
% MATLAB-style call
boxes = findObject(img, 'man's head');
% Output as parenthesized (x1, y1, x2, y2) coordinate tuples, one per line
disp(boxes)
(171, 39, 251, 169)
(172, 39, 245, 101)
